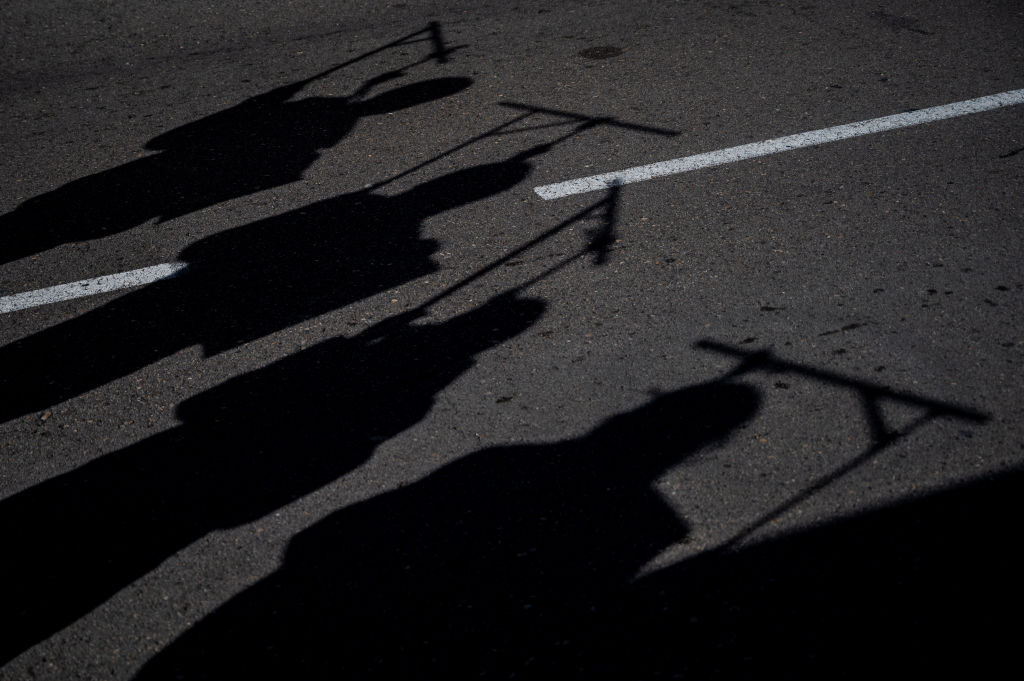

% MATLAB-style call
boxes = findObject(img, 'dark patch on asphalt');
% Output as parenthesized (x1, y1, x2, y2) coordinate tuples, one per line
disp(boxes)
(579, 46, 623, 59)
(760, 306, 785, 312)
(998, 146, 1024, 159)
(869, 10, 933, 35)
(727, 3, 758, 18)
(818, 323, 866, 337)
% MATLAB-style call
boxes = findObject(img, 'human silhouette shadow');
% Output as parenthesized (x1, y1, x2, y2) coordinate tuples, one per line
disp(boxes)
(0, 289, 544, 664)
(0, 71, 470, 264)
(133, 390, 1024, 680)
(132, 380, 761, 680)
(0, 145, 547, 423)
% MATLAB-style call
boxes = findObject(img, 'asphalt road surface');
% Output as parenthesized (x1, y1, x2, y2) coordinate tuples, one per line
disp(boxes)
(2, 1, 1022, 678)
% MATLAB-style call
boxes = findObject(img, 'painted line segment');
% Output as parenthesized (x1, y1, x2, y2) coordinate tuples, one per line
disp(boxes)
(5, 91, 1022, 312)
(0, 262, 188, 314)
(534, 88, 1024, 199)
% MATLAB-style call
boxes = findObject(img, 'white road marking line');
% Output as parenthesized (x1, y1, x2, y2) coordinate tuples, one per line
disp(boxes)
(0, 262, 188, 314)
(5, 91, 1021, 313)
(534, 88, 1024, 199)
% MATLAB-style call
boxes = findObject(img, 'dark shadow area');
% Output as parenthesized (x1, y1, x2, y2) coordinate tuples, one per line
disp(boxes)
(0, 52, 684, 658)
(0, 23, 468, 265)
(130, 346, 1015, 680)
(0, 121, 640, 659)
(0, 95, 673, 423)
(134, 379, 762, 680)
(0, 145, 546, 423)
(609, 467, 1024, 679)
(0, 289, 545, 663)
(135, 423, 1023, 679)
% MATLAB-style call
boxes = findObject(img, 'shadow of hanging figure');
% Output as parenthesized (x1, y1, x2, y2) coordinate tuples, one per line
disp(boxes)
(0, 144, 548, 423)
(0, 289, 545, 665)
(0, 69, 471, 265)
(133, 380, 761, 681)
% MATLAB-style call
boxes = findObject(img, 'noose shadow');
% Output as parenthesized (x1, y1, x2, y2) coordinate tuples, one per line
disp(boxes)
(133, 379, 762, 681)
(694, 339, 988, 552)
(0, 23, 468, 265)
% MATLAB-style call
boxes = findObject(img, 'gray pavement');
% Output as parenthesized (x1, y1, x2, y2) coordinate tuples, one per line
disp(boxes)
(2, 1, 1022, 678)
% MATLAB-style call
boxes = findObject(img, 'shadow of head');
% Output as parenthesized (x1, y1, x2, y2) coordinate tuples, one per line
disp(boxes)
(585, 382, 761, 478)
(356, 77, 473, 116)
(392, 152, 538, 216)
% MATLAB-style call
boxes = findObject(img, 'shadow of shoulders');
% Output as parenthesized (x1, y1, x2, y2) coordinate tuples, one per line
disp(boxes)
(0, 291, 543, 664)
(0, 145, 536, 424)
(134, 381, 761, 680)
(0, 75, 471, 265)
(134, 406, 1023, 678)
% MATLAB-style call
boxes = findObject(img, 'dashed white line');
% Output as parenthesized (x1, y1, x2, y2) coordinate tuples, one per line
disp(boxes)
(0, 262, 188, 314)
(534, 88, 1024, 199)
(5, 90, 1022, 313)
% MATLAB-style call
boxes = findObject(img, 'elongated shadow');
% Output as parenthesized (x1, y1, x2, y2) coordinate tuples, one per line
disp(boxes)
(135, 399, 1020, 680)
(0, 91, 675, 423)
(0, 289, 544, 664)
(0, 26, 468, 265)
(132, 380, 761, 680)
(0, 146, 544, 423)
(133, 346, 1009, 679)
(0, 92, 665, 661)
(0, 137, 629, 660)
